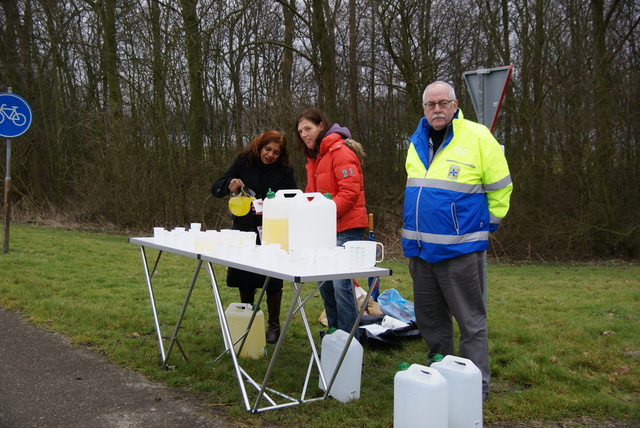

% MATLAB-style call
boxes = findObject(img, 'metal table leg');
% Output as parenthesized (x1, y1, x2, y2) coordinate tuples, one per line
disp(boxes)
(138, 245, 203, 369)
(205, 261, 252, 412)
(163, 259, 203, 368)
(139, 246, 166, 364)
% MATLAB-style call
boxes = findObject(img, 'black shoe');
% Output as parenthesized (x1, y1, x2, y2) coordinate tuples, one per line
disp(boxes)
(266, 325, 280, 344)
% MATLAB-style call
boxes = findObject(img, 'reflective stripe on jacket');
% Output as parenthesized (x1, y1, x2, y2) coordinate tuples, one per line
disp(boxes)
(402, 110, 513, 263)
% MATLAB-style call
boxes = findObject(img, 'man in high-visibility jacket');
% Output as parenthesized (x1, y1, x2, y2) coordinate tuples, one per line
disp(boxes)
(402, 81, 513, 401)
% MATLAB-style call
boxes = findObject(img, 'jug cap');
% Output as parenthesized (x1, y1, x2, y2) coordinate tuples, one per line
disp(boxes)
(323, 192, 332, 199)
(328, 327, 337, 334)
(397, 362, 410, 371)
(266, 188, 275, 199)
(427, 352, 444, 365)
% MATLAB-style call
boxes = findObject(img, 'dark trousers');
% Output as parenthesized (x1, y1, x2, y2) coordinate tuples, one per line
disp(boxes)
(409, 252, 490, 395)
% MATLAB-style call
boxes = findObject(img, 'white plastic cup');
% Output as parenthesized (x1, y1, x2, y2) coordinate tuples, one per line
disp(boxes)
(153, 227, 165, 243)
(315, 248, 334, 269)
(333, 247, 350, 270)
(290, 249, 312, 273)
(276, 251, 289, 270)
(252, 198, 264, 214)
(204, 230, 219, 252)
(239, 231, 257, 246)
(193, 234, 207, 252)
(216, 240, 229, 256)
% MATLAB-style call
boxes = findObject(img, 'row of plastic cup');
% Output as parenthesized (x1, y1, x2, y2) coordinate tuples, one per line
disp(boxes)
(152, 226, 256, 252)
(153, 223, 200, 239)
(151, 227, 383, 272)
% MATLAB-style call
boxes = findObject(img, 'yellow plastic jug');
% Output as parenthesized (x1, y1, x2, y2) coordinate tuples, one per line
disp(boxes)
(228, 187, 255, 216)
(225, 303, 266, 359)
(262, 188, 302, 252)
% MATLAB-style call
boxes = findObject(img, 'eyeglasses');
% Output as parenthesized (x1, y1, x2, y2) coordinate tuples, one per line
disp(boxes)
(423, 100, 455, 109)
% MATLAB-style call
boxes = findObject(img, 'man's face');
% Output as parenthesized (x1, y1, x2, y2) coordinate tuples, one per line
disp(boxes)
(423, 84, 458, 131)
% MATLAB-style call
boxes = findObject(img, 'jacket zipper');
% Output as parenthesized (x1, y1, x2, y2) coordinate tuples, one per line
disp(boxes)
(451, 203, 460, 235)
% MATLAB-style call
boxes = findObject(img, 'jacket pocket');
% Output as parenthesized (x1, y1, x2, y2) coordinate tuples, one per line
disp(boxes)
(446, 159, 476, 168)
(450, 203, 460, 235)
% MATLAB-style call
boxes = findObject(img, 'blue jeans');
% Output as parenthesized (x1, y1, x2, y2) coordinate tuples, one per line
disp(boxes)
(320, 228, 365, 338)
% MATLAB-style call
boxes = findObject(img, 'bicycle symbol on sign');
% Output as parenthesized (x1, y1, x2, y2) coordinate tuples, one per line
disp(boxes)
(0, 104, 28, 127)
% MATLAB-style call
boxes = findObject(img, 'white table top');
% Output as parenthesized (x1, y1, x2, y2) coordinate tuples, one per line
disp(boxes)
(129, 237, 392, 282)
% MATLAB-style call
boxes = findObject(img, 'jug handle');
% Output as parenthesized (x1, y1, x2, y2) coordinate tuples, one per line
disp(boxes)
(275, 188, 303, 198)
(376, 242, 385, 263)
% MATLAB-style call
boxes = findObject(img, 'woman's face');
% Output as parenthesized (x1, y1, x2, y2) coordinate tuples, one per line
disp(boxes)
(297, 119, 324, 151)
(260, 142, 281, 164)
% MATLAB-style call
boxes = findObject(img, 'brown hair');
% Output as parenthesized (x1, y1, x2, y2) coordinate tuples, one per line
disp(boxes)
(293, 108, 332, 156)
(239, 130, 291, 168)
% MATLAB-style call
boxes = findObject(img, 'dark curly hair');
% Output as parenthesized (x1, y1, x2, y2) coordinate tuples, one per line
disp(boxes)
(238, 130, 291, 168)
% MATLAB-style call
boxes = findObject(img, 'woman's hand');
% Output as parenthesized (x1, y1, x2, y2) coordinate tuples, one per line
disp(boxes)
(229, 178, 244, 192)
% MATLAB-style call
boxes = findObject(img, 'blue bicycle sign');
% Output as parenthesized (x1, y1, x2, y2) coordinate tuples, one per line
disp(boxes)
(0, 93, 32, 138)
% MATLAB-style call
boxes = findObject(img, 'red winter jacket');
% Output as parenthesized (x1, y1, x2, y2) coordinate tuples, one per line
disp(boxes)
(305, 131, 368, 233)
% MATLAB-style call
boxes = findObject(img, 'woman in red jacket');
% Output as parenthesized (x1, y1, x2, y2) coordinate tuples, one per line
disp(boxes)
(294, 108, 368, 338)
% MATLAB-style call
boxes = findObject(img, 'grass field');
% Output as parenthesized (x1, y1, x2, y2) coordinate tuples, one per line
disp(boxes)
(1, 223, 639, 427)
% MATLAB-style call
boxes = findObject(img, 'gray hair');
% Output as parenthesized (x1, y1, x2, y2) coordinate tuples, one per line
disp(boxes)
(422, 81, 456, 102)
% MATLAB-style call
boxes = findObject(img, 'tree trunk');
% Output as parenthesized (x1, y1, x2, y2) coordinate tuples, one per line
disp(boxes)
(180, 0, 205, 167)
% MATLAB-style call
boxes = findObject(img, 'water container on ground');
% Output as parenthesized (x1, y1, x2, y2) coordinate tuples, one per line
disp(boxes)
(224, 303, 266, 359)
(318, 329, 363, 403)
(394, 363, 448, 428)
(431, 355, 482, 428)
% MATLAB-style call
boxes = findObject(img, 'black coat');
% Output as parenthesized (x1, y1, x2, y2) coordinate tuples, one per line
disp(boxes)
(211, 156, 297, 290)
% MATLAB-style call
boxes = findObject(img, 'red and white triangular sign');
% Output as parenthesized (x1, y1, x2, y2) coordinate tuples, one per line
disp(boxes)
(463, 66, 512, 133)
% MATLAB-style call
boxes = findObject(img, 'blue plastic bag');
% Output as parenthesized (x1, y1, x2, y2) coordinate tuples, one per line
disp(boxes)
(377, 288, 415, 324)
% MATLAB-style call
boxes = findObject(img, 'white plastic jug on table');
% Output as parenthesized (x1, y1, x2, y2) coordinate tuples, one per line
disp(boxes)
(288, 192, 336, 253)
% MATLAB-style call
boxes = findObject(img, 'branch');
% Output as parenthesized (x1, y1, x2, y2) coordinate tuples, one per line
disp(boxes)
(272, 0, 311, 29)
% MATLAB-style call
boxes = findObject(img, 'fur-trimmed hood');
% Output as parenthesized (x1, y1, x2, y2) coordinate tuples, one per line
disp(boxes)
(343, 138, 366, 162)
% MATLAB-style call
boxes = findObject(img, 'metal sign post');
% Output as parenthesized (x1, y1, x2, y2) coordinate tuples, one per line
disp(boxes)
(462, 66, 513, 306)
(4, 135, 11, 254)
(1, 89, 33, 253)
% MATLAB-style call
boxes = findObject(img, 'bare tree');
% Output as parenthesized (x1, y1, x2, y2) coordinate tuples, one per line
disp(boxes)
(2, 0, 639, 258)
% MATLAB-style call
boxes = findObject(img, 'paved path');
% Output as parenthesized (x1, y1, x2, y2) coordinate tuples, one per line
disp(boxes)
(0, 307, 244, 428)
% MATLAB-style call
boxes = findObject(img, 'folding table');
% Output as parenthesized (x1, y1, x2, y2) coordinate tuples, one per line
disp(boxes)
(129, 237, 391, 413)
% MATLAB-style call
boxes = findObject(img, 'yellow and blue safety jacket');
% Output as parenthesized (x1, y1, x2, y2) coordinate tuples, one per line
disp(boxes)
(402, 110, 513, 263)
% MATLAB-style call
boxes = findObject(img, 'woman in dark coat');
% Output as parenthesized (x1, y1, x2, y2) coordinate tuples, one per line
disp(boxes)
(211, 130, 297, 343)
